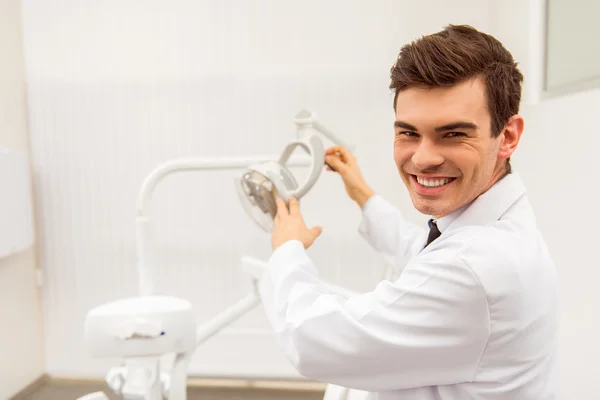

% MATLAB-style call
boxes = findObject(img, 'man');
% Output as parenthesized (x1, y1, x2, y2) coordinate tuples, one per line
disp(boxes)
(258, 25, 557, 400)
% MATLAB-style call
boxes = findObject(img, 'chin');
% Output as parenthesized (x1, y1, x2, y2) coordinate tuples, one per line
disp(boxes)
(409, 195, 439, 216)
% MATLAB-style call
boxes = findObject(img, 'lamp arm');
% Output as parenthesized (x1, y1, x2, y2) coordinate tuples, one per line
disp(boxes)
(293, 109, 356, 153)
(134, 156, 312, 296)
(312, 120, 356, 153)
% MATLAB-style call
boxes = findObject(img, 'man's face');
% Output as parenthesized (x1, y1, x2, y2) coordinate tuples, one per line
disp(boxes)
(393, 77, 509, 218)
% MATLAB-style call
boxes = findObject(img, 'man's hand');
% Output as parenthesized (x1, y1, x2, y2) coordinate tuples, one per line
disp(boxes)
(325, 146, 375, 208)
(271, 197, 322, 250)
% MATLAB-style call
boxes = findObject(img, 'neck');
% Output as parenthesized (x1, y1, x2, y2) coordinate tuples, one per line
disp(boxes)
(485, 163, 509, 193)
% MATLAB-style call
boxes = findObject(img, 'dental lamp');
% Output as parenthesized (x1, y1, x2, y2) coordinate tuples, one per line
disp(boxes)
(80, 110, 358, 400)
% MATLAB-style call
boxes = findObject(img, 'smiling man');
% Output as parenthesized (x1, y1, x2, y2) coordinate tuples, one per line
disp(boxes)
(258, 25, 558, 400)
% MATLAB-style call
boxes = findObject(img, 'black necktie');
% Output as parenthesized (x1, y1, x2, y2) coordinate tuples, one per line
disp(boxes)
(424, 219, 441, 248)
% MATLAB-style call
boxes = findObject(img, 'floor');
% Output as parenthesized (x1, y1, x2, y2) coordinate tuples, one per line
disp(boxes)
(16, 379, 325, 400)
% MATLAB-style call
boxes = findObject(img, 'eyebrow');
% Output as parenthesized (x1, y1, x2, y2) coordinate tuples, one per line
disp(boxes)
(394, 120, 478, 132)
(394, 121, 418, 131)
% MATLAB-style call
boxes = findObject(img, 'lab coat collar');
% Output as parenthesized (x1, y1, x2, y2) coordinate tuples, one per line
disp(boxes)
(446, 172, 527, 232)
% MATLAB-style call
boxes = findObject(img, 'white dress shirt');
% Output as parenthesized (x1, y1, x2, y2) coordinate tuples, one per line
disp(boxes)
(258, 172, 558, 400)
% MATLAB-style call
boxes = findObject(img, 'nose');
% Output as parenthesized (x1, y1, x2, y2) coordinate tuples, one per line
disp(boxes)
(411, 139, 444, 171)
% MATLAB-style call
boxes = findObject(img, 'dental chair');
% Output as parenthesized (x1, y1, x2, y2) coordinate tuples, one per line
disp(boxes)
(79, 256, 369, 400)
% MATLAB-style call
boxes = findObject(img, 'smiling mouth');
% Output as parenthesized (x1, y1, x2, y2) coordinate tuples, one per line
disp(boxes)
(409, 174, 457, 192)
(415, 175, 456, 188)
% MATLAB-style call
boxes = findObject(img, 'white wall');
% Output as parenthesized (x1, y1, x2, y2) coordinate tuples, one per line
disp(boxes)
(0, 0, 45, 397)
(489, 1, 600, 398)
(20, 0, 489, 379)
(518, 90, 600, 400)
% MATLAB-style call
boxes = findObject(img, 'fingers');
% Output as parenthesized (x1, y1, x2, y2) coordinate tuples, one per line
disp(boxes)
(275, 197, 288, 219)
(288, 197, 300, 217)
(324, 154, 346, 172)
(325, 146, 344, 161)
(326, 145, 344, 154)
(325, 146, 354, 164)
(276, 197, 302, 219)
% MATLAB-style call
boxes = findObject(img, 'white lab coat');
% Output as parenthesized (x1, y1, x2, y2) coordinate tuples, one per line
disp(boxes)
(259, 173, 558, 400)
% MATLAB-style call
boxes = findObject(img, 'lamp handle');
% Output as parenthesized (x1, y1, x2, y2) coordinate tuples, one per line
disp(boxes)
(277, 134, 325, 200)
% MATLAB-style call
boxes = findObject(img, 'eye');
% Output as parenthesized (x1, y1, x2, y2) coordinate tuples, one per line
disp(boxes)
(445, 132, 466, 138)
(397, 131, 419, 137)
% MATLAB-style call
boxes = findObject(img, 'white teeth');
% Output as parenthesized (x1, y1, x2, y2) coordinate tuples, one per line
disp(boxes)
(417, 176, 452, 187)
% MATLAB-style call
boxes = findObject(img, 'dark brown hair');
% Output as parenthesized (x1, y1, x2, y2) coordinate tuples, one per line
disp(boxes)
(390, 24, 523, 139)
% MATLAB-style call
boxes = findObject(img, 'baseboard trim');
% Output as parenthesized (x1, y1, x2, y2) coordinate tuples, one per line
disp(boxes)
(9, 374, 49, 400)
(187, 377, 327, 391)
(47, 375, 327, 392)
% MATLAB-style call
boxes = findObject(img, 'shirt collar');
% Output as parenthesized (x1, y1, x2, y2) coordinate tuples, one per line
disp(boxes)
(446, 172, 527, 232)
(431, 172, 526, 233)
(433, 204, 468, 233)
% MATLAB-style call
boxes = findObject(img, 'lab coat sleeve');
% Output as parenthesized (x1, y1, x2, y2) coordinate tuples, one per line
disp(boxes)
(358, 194, 427, 273)
(259, 240, 490, 392)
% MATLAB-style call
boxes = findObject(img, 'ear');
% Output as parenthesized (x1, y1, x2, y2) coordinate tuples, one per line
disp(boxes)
(497, 114, 524, 160)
